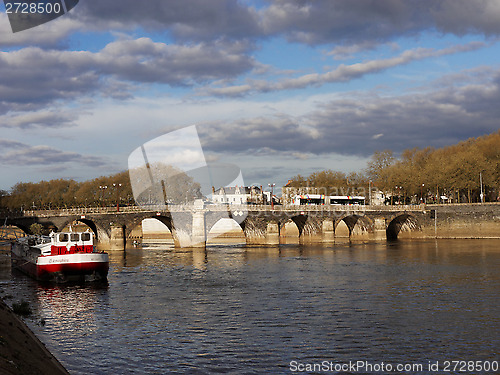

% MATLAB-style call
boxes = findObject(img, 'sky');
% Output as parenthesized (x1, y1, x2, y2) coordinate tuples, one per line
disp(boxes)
(1, 0, 500, 191)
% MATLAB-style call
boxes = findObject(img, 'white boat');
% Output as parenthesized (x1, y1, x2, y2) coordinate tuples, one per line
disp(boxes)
(11, 230, 109, 282)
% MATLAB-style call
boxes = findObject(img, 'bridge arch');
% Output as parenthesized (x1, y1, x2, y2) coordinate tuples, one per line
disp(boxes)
(55, 217, 108, 243)
(280, 219, 300, 237)
(207, 218, 246, 245)
(278, 217, 302, 244)
(137, 215, 177, 244)
(5, 223, 30, 235)
(0, 224, 27, 244)
(386, 213, 420, 240)
(238, 215, 282, 245)
(74, 218, 99, 236)
(280, 215, 307, 237)
(128, 218, 174, 243)
(121, 215, 173, 238)
(335, 214, 374, 237)
(300, 215, 324, 238)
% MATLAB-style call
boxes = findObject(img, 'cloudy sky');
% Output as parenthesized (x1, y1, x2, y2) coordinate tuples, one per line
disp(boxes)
(1, 0, 500, 191)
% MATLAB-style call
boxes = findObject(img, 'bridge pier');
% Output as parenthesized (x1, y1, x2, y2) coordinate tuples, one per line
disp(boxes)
(322, 219, 335, 243)
(110, 225, 125, 249)
(266, 222, 280, 245)
(242, 219, 281, 246)
(191, 211, 207, 248)
(373, 218, 387, 240)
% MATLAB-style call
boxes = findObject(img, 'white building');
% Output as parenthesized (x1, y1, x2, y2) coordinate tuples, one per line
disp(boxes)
(211, 186, 263, 205)
(370, 190, 386, 205)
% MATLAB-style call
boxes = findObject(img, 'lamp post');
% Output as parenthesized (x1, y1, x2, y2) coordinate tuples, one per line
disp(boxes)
(268, 183, 275, 209)
(368, 180, 372, 206)
(395, 186, 402, 205)
(113, 183, 122, 212)
(421, 183, 425, 204)
(480, 172, 484, 203)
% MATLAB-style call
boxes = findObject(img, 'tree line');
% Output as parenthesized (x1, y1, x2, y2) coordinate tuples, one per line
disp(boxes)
(1, 131, 499, 212)
(285, 170, 369, 196)
(1, 171, 133, 212)
(0, 165, 204, 213)
(287, 130, 500, 204)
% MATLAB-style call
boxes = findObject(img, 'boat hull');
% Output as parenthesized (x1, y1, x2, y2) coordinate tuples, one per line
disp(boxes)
(11, 247, 109, 282)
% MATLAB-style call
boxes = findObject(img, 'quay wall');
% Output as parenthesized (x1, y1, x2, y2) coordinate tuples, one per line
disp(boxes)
(0, 298, 69, 375)
(419, 203, 500, 239)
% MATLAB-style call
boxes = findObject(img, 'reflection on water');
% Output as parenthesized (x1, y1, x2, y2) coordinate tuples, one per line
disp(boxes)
(36, 284, 109, 337)
(1, 239, 499, 374)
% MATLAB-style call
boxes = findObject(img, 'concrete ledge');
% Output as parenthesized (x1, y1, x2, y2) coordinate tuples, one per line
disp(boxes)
(0, 298, 69, 375)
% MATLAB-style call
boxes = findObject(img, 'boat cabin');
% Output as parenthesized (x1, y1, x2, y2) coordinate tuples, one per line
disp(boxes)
(49, 231, 95, 255)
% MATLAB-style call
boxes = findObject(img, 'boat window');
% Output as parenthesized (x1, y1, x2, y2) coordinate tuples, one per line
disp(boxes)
(81, 233, 91, 242)
(59, 233, 69, 242)
(71, 233, 80, 242)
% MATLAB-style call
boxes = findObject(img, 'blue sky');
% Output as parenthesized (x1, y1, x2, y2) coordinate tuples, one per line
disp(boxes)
(1, 0, 500, 191)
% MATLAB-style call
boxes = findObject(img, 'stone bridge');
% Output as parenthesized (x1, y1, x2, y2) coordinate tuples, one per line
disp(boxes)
(1, 204, 433, 248)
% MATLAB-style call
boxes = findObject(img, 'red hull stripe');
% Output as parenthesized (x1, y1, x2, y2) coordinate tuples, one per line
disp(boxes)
(11, 253, 108, 280)
(37, 262, 109, 277)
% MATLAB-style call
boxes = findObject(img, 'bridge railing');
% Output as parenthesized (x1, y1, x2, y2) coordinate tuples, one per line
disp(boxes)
(23, 206, 152, 217)
(244, 204, 424, 211)
(22, 203, 428, 217)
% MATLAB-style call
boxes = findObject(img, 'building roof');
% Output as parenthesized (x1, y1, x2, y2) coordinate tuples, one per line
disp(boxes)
(214, 186, 261, 195)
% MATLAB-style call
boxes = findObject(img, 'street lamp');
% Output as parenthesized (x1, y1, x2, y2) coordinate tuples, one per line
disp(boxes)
(268, 183, 275, 209)
(480, 172, 484, 203)
(368, 180, 372, 206)
(421, 183, 425, 204)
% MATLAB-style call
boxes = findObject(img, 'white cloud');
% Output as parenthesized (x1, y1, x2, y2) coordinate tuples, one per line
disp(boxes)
(204, 41, 486, 96)
(0, 111, 76, 129)
(0, 37, 258, 119)
(0, 139, 108, 167)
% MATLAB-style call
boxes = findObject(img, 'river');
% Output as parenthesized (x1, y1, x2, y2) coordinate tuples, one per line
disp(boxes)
(1, 239, 499, 374)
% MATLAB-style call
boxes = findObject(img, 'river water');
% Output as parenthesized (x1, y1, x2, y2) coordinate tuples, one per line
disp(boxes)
(1, 239, 499, 374)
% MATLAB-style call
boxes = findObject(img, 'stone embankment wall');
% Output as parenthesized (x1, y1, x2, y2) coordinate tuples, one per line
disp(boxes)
(393, 203, 500, 240)
(424, 203, 500, 239)
(0, 298, 69, 375)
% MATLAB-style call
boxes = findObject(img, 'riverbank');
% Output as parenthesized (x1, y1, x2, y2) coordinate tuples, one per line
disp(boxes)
(0, 298, 69, 375)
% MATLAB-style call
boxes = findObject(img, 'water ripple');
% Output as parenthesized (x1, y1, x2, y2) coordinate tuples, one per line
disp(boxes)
(0, 240, 499, 374)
